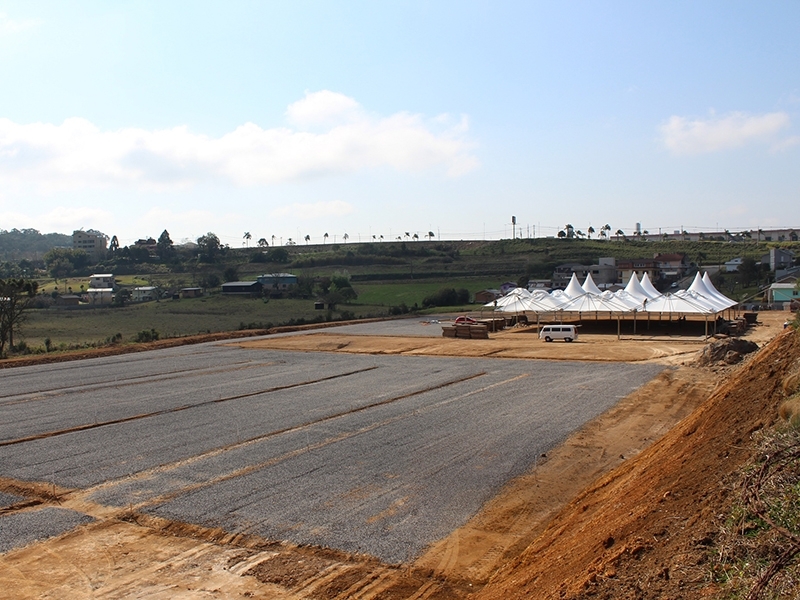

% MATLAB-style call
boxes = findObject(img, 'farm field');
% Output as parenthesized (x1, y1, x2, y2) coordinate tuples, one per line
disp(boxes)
(20, 295, 387, 349)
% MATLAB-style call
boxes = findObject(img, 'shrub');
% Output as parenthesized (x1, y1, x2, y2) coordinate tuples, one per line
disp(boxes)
(135, 329, 160, 343)
(422, 287, 469, 308)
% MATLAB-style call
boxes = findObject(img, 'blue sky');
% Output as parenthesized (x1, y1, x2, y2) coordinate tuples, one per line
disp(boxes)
(0, 1, 798, 247)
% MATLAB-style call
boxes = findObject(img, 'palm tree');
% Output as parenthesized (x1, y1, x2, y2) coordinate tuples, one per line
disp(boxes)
(257, 237, 268, 247)
(304, 234, 310, 244)
(412, 233, 419, 241)
(615, 229, 625, 241)
(243, 232, 251, 247)
(404, 232, 411, 240)
(379, 235, 384, 242)
(271, 235, 276, 247)
(427, 231, 435, 241)
(587, 226, 595, 239)
(343, 233, 349, 243)
(324, 232, 329, 245)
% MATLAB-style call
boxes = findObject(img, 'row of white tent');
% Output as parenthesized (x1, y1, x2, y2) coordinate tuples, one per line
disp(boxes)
(486, 271, 737, 317)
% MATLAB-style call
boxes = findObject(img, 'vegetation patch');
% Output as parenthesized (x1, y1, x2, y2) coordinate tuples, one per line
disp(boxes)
(711, 425, 800, 599)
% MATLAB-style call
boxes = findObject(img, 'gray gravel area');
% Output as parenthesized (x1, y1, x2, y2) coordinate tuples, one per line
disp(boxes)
(0, 492, 23, 509)
(0, 340, 663, 561)
(0, 507, 94, 553)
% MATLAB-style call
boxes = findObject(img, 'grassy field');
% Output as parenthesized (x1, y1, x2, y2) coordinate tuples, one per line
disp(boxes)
(352, 278, 501, 307)
(20, 296, 387, 350)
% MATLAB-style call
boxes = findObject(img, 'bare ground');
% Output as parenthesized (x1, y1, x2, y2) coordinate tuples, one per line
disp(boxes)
(0, 312, 791, 599)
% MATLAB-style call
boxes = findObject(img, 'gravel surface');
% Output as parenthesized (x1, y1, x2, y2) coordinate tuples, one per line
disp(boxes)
(1, 339, 663, 561)
(0, 507, 94, 554)
(0, 492, 23, 509)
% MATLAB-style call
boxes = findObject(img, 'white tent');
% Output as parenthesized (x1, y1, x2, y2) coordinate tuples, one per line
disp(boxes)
(702, 272, 738, 309)
(581, 272, 603, 296)
(640, 273, 662, 299)
(643, 291, 717, 315)
(624, 272, 651, 302)
(563, 273, 586, 298)
(685, 272, 734, 312)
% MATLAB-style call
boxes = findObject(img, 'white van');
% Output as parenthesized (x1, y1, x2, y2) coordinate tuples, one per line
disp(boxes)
(539, 324, 578, 342)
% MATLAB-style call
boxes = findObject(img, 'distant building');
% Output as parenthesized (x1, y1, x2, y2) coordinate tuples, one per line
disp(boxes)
(89, 274, 116, 290)
(725, 257, 744, 272)
(55, 294, 81, 306)
(134, 237, 158, 255)
(131, 286, 158, 302)
(180, 287, 203, 298)
(474, 289, 501, 304)
(552, 264, 590, 288)
(73, 229, 108, 259)
(653, 253, 688, 281)
(86, 288, 113, 305)
(526, 280, 552, 291)
(257, 273, 298, 291)
(589, 257, 618, 285)
(761, 248, 795, 272)
(221, 281, 262, 296)
(767, 283, 799, 304)
(616, 259, 659, 284)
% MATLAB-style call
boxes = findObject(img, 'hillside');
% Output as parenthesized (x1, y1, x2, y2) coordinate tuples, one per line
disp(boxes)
(476, 327, 800, 599)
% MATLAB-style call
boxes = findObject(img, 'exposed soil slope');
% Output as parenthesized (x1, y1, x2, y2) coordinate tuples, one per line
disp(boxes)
(477, 328, 800, 600)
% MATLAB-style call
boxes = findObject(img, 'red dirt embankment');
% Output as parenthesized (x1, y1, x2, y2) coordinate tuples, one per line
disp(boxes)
(477, 328, 800, 600)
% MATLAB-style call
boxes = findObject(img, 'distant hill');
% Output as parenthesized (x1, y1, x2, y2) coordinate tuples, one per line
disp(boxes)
(0, 228, 72, 260)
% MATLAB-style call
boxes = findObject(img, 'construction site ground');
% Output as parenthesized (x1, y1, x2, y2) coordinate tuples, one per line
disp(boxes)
(0, 311, 793, 599)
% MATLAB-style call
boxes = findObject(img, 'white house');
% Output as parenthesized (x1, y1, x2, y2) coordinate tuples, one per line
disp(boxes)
(86, 288, 113, 305)
(132, 286, 158, 302)
(725, 257, 744, 272)
(89, 274, 116, 290)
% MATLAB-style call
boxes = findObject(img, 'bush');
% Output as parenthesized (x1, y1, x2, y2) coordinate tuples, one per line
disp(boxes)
(135, 329, 160, 343)
(422, 287, 470, 308)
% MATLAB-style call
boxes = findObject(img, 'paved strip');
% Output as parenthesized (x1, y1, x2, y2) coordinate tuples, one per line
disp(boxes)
(0, 492, 23, 510)
(0, 507, 94, 554)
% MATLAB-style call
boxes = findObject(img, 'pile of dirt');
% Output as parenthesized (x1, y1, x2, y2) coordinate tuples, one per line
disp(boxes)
(693, 336, 759, 366)
(476, 328, 800, 600)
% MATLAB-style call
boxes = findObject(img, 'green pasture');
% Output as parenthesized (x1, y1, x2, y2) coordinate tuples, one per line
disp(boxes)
(20, 295, 385, 349)
(352, 278, 502, 307)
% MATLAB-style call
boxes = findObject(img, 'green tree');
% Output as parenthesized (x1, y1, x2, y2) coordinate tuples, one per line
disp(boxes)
(223, 267, 239, 282)
(738, 257, 761, 286)
(43, 248, 91, 278)
(197, 232, 221, 262)
(0, 278, 38, 355)
(156, 230, 174, 261)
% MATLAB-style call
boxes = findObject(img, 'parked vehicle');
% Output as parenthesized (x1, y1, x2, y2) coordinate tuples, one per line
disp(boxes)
(539, 324, 578, 342)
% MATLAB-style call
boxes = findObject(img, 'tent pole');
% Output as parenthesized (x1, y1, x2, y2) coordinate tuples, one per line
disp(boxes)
(633, 309, 637, 335)
(617, 315, 621, 340)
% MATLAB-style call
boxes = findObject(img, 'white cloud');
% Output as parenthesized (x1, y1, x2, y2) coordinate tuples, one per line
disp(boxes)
(0, 206, 112, 234)
(0, 92, 477, 192)
(659, 111, 791, 155)
(285, 90, 362, 128)
(0, 12, 39, 34)
(270, 200, 354, 220)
